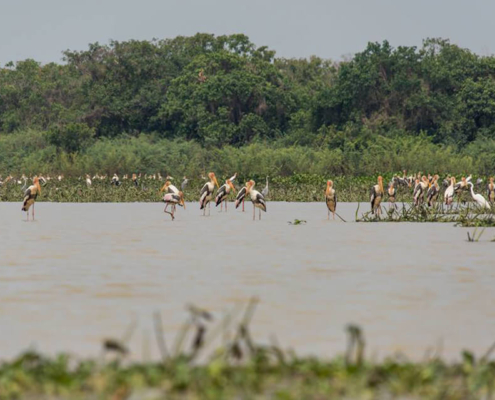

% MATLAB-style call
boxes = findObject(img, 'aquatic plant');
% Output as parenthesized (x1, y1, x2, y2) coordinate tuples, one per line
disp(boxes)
(1, 300, 495, 399)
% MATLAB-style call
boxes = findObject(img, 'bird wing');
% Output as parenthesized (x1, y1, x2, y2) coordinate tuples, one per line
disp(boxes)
(215, 185, 227, 205)
(255, 193, 266, 211)
(235, 187, 246, 208)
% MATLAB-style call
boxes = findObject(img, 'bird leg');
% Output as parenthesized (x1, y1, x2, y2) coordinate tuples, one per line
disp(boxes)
(32, 204, 35, 221)
(225, 199, 228, 212)
(220, 202, 223, 212)
(164, 204, 169, 213)
(242, 199, 245, 212)
(333, 211, 335, 220)
(259, 208, 261, 220)
(328, 210, 330, 220)
(208, 202, 211, 216)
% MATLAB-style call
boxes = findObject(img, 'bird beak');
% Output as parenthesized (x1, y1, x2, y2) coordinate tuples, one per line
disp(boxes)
(214, 176, 219, 188)
(229, 181, 236, 194)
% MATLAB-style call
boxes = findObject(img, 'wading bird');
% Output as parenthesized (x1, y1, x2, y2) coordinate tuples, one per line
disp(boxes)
(325, 180, 337, 220)
(444, 177, 456, 206)
(427, 175, 440, 207)
(21, 176, 41, 221)
(199, 172, 219, 216)
(132, 174, 138, 187)
(181, 176, 189, 191)
(162, 191, 185, 220)
(388, 181, 396, 208)
(215, 178, 236, 211)
(487, 178, 495, 204)
(468, 182, 491, 209)
(86, 174, 92, 187)
(413, 176, 428, 206)
(161, 180, 179, 195)
(262, 176, 269, 198)
(370, 176, 384, 216)
(235, 183, 248, 212)
(246, 180, 266, 221)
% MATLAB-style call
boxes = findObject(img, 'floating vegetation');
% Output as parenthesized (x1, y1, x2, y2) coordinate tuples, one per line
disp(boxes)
(357, 202, 495, 227)
(1, 300, 495, 399)
(288, 219, 307, 225)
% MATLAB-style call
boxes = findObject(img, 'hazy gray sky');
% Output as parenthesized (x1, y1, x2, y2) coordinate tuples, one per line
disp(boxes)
(1, 0, 493, 64)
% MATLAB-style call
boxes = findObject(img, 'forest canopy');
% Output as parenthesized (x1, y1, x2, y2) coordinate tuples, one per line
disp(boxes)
(1, 34, 495, 175)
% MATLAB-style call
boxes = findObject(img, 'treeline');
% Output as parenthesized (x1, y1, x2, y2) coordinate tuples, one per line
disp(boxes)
(1, 34, 495, 175)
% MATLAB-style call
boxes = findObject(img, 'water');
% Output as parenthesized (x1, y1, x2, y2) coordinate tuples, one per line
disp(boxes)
(1, 201, 494, 361)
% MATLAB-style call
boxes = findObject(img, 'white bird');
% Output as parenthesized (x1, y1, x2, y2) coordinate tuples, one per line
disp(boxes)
(86, 174, 92, 187)
(162, 191, 185, 220)
(261, 176, 269, 198)
(245, 180, 266, 221)
(228, 172, 237, 183)
(444, 177, 456, 206)
(468, 182, 491, 209)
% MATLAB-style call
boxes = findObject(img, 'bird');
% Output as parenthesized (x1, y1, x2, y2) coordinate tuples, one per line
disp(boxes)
(487, 178, 495, 204)
(426, 175, 440, 207)
(199, 172, 219, 216)
(228, 172, 237, 183)
(261, 176, 269, 198)
(86, 174, 92, 187)
(370, 176, 384, 216)
(160, 180, 179, 195)
(468, 182, 491, 209)
(325, 180, 337, 220)
(132, 173, 138, 187)
(162, 191, 186, 220)
(21, 176, 41, 221)
(444, 177, 456, 206)
(111, 174, 121, 186)
(413, 176, 428, 206)
(235, 183, 248, 212)
(215, 179, 236, 212)
(387, 181, 397, 208)
(245, 180, 266, 221)
(181, 176, 189, 191)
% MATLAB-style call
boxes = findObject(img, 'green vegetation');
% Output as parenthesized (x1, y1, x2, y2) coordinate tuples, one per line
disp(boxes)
(1, 34, 495, 176)
(2, 301, 495, 399)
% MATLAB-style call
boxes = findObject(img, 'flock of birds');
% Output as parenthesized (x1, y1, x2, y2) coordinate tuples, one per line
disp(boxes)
(0, 172, 269, 222)
(324, 171, 494, 221)
(2, 170, 494, 222)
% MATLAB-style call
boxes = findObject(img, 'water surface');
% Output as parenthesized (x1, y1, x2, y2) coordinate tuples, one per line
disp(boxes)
(1, 202, 494, 361)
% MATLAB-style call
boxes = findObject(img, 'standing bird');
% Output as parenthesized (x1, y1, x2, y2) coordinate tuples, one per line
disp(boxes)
(21, 177, 41, 221)
(426, 175, 440, 207)
(181, 176, 189, 192)
(468, 182, 491, 209)
(325, 180, 337, 220)
(245, 180, 266, 221)
(261, 176, 269, 198)
(161, 180, 179, 195)
(111, 174, 121, 186)
(487, 177, 495, 204)
(413, 176, 428, 206)
(370, 176, 384, 216)
(199, 172, 219, 216)
(387, 181, 397, 209)
(444, 177, 456, 206)
(162, 191, 186, 220)
(235, 183, 248, 212)
(132, 173, 138, 187)
(86, 174, 92, 187)
(215, 179, 236, 212)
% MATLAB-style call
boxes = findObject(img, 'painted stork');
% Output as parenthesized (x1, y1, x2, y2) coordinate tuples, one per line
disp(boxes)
(245, 180, 266, 221)
(86, 174, 92, 187)
(468, 182, 491, 210)
(426, 175, 440, 207)
(161, 180, 179, 195)
(162, 191, 186, 220)
(215, 179, 236, 211)
(21, 177, 41, 221)
(325, 180, 337, 220)
(235, 183, 248, 212)
(199, 172, 219, 216)
(487, 177, 495, 204)
(132, 173, 138, 187)
(413, 176, 428, 206)
(370, 176, 384, 215)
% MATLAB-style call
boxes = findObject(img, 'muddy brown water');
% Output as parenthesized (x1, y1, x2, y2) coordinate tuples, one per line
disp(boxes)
(0, 201, 494, 361)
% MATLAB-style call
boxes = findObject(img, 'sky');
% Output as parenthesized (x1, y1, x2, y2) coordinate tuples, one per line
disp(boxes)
(0, 0, 494, 64)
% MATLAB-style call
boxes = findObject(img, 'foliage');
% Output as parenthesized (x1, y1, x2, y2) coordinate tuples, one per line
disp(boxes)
(2, 35, 495, 175)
